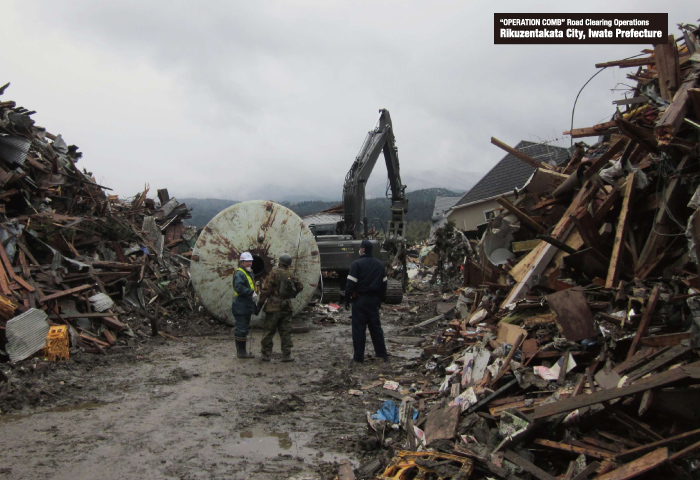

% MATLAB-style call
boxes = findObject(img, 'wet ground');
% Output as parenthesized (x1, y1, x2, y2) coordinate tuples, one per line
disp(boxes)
(0, 291, 441, 479)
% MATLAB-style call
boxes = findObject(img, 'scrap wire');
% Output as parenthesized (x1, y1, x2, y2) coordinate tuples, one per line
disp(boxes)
(570, 53, 649, 148)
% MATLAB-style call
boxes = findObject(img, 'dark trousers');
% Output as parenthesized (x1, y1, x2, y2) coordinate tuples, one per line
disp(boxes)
(261, 311, 293, 355)
(234, 314, 251, 339)
(351, 294, 387, 362)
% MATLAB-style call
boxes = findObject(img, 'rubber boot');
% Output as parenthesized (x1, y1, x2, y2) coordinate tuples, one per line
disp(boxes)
(280, 353, 294, 363)
(236, 340, 254, 359)
(260, 352, 271, 362)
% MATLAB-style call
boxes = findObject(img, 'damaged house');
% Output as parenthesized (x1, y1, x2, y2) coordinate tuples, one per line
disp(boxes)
(446, 140, 571, 233)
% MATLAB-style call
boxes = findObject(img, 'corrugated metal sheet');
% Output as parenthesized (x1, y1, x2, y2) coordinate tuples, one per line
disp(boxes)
(6, 308, 50, 362)
(0, 134, 31, 166)
(88, 293, 114, 312)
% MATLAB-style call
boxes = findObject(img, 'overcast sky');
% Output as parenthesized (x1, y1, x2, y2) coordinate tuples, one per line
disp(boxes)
(1, 2, 697, 202)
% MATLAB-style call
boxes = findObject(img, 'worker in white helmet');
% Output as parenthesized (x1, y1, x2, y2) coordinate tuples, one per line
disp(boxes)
(231, 251, 258, 358)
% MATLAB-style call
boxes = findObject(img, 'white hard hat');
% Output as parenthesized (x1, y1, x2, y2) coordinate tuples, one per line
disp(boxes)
(240, 252, 253, 262)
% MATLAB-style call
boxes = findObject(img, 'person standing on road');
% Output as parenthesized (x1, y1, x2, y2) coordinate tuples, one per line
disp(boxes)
(259, 253, 304, 363)
(232, 251, 258, 359)
(343, 239, 389, 364)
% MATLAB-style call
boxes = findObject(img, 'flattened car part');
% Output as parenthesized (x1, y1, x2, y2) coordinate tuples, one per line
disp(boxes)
(190, 200, 321, 325)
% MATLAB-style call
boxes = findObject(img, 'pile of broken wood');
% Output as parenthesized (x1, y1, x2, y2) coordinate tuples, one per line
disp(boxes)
(0, 82, 200, 360)
(361, 23, 700, 480)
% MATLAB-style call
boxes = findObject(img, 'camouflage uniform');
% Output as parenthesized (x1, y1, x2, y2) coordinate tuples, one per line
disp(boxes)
(259, 266, 303, 358)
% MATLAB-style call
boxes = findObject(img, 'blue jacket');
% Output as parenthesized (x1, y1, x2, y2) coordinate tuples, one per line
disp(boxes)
(345, 253, 387, 299)
(232, 268, 256, 316)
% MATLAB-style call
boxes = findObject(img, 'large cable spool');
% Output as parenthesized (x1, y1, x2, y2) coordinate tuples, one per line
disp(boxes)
(190, 200, 321, 325)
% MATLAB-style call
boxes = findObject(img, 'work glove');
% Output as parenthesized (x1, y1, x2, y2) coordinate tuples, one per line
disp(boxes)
(252, 292, 259, 303)
(344, 299, 351, 311)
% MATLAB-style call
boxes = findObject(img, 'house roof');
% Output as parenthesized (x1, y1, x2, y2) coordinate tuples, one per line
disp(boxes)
(453, 141, 571, 208)
(432, 196, 461, 219)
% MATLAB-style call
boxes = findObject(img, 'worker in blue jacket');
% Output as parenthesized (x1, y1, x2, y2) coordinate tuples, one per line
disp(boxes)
(232, 251, 258, 358)
(344, 239, 389, 364)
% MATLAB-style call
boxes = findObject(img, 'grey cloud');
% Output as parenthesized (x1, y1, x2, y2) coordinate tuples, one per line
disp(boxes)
(2, 1, 697, 200)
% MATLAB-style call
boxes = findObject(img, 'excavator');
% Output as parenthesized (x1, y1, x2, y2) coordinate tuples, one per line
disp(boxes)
(308, 109, 408, 304)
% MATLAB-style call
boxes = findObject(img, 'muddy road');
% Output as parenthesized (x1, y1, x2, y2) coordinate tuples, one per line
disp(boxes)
(0, 296, 433, 480)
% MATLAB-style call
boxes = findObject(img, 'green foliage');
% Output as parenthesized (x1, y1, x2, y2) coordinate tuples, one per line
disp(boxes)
(404, 220, 431, 245)
(182, 188, 464, 228)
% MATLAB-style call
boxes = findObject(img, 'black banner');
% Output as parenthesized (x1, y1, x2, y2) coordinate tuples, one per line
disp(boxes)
(494, 13, 668, 44)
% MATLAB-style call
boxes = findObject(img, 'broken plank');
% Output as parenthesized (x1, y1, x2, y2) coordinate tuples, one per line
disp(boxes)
(496, 196, 545, 233)
(598, 432, 642, 449)
(533, 439, 614, 460)
(585, 138, 628, 180)
(595, 56, 655, 68)
(596, 447, 667, 480)
(424, 405, 460, 446)
(654, 34, 680, 102)
(625, 344, 692, 382)
(546, 287, 597, 342)
(406, 314, 444, 331)
(533, 360, 700, 419)
(593, 187, 621, 225)
(571, 461, 601, 480)
(512, 239, 542, 253)
(504, 450, 556, 480)
(655, 77, 697, 144)
(489, 398, 547, 417)
(13, 275, 35, 292)
(564, 121, 617, 138)
(504, 182, 598, 307)
(491, 137, 554, 170)
(605, 172, 635, 288)
(103, 329, 116, 346)
(467, 378, 518, 414)
(626, 285, 661, 360)
(573, 207, 603, 251)
(608, 407, 664, 442)
(39, 284, 95, 303)
(614, 429, 700, 463)
(640, 332, 691, 347)
(0, 262, 11, 296)
(668, 439, 700, 463)
(79, 333, 110, 348)
(0, 242, 18, 281)
(613, 347, 662, 375)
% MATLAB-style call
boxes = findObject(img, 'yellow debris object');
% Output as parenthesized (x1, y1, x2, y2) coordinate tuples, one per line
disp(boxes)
(45, 325, 70, 361)
(377, 451, 473, 479)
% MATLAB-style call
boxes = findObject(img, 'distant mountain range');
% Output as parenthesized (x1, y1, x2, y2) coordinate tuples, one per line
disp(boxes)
(181, 187, 465, 229)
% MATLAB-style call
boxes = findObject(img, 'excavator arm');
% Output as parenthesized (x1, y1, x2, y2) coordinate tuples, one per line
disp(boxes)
(341, 109, 408, 248)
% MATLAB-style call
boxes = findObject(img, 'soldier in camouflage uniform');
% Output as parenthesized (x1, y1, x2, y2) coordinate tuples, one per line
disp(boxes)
(259, 253, 303, 362)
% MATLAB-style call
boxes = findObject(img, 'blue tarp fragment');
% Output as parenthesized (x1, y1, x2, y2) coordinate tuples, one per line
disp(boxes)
(371, 400, 419, 423)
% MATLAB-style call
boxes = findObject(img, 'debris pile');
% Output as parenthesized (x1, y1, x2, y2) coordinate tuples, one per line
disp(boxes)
(354, 24, 700, 479)
(0, 82, 206, 361)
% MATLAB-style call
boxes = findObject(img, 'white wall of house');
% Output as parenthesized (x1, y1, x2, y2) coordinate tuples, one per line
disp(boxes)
(447, 194, 516, 231)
